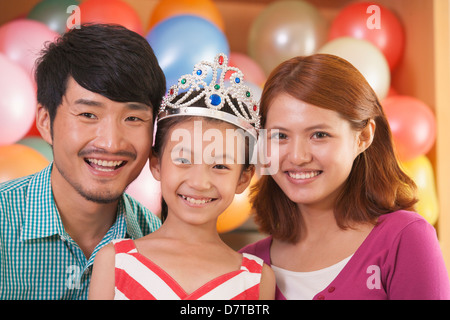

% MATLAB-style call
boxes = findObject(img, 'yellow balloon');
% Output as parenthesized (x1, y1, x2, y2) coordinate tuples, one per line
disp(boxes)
(400, 155, 439, 225)
(216, 176, 258, 233)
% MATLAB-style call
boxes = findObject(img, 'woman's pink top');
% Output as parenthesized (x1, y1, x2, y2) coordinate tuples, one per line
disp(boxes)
(240, 210, 450, 300)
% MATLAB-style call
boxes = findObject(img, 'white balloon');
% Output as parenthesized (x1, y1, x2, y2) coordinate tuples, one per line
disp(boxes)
(318, 37, 391, 100)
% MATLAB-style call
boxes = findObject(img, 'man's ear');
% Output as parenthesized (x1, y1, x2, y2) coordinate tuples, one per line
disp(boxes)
(36, 104, 53, 145)
(235, 165, 255, 194)
(357, 119, 376, 154)
(149, 150, 161, 182)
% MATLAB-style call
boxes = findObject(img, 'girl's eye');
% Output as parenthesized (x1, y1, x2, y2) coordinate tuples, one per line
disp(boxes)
(213, 164, 229, 170)
(312, 132, 329, 139)
(174, 158, 191, 165)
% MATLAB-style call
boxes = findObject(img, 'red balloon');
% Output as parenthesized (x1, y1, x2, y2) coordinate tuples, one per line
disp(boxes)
(329, 2, 405, 70)
(383, 96, 436, 161)
(79, 0, 143, 34)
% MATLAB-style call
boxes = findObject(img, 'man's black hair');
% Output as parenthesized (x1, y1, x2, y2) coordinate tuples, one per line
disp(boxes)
(35, 23, 166, 128)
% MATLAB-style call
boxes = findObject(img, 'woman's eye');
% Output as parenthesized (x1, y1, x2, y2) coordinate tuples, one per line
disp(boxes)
(270, 131, 287, 140)
(312, 132, 329, 139)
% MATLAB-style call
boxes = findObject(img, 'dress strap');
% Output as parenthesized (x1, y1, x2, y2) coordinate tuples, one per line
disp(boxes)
(112, 238, 137, 254)
(241, 253, 264, 274)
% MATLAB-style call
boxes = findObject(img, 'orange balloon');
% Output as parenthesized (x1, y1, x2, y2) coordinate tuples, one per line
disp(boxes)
(79, 0, 143, 34)
(147, 0, 224, 32)
(216, 176, 257, 233)
(0, 144, 49, 183)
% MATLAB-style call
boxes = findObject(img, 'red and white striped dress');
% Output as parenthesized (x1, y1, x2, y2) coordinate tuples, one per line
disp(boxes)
(112, 239, 264, 300)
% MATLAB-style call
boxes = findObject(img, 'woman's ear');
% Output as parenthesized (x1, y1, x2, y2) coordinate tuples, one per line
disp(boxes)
(149, 150, 161, 181)
(357, 119, 376, 154)
(235, 165, 255, 194)
(36, 104, 53, 145)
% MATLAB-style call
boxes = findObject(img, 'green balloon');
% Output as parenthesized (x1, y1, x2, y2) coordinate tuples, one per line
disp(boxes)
(18, 137, 53, 162)
(27, 0, 80, 34)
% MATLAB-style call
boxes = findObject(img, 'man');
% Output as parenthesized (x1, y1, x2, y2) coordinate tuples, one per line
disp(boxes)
(0, 24, 166, 299)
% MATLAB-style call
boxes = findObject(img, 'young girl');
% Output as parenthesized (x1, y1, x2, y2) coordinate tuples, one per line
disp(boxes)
(240, 54, 450, 300)
(89, 54, 275, 300)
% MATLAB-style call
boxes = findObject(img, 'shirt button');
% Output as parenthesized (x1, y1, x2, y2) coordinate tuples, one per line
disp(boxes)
(328, 286, 335, 293)
(316, 295, 325, 300)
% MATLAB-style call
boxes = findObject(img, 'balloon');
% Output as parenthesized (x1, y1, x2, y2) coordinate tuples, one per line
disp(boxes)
(400, 155, 439, 225)
(27, 0, 80, 34)
(228, 52, 266, 87)
(126, 161, 162, 216)
(0, 54, 36, 146)
(79, 0, 143, 34)
(217, 176, 258, 233)
(147, 0, 224, 32)
(318, 37, 390, 100)
(383, 95, 436, 161)
(18, 137, 53, 162)
(0, 144, 49, 183)
(0, 19, 59, 81)
(248, 0, 328, 76)
(329, 2, 405, 70)
(146, 15, 229, 88)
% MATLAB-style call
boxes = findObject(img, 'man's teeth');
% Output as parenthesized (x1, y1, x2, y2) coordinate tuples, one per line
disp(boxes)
(87, 159, 124, 171)
(288, 171, 321, 180)
(180, 195, 213, 205)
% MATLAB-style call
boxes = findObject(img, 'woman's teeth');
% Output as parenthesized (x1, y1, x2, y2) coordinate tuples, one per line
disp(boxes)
(288, 171, 321, 180)
(87, 158, 124, 172)
(180, 195, 214, 205)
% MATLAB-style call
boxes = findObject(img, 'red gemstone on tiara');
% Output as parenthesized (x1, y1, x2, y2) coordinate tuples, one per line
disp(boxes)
(169, 89, 174, 95)
(253, 105, 257, 111)
(218, 55, 224, 65)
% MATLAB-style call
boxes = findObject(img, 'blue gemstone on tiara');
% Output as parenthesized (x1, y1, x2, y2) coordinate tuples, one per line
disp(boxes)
(235, 78, 240, 84)
(210, 94, 221, 106)
(197, 70, 202, 76)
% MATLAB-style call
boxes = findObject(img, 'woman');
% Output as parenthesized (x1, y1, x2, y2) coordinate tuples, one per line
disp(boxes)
(240, 54, 450, 300)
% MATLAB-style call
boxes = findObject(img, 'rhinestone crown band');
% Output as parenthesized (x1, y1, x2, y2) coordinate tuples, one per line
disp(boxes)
(158, 53, 261, 138)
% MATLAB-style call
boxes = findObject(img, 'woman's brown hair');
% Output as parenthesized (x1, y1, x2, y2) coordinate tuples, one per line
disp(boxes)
(251, 54, 417, 244)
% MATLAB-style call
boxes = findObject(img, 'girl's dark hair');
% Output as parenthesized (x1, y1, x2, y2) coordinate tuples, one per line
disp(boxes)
(252, 54, 418, 244)
(35, 23, 166, 130)
(153, 90, 255, 222)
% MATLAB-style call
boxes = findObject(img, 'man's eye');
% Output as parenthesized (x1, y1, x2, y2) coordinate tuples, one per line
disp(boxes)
(80, 113, 96, 119)
(126, 116, 143, 122)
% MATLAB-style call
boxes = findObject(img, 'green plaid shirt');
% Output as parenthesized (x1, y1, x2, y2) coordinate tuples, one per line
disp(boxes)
(0, 163, 161, 300)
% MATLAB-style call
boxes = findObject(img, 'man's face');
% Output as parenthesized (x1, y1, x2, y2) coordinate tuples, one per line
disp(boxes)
(43, 77, 154, 204)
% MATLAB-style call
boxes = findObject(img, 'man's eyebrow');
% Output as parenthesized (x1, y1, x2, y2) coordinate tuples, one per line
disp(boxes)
(74, 99, 150, 111)
(126, 102, 151, 111)
(74, 98, 104, 107)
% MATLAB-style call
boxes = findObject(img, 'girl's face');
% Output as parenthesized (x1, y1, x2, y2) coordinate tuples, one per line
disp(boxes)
(150, 119, 253, 228)
(265, 93, 371, 211)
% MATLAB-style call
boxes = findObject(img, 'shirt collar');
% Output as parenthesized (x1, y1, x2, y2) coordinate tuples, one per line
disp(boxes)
(20, 163, 64, 241)
(20, 163, 144, 241)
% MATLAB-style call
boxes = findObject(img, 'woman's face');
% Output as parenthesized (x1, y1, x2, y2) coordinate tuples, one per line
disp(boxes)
(264, 93, 367, 211)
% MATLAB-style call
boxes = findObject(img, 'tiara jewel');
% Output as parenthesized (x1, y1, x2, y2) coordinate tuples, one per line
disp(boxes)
(159, 53, 261, 137)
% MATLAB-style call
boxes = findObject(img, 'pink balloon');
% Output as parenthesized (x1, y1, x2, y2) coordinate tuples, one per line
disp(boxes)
(0, 19, 59, 82)
(228, 52, 266, 86)
(383, 95, 436, 161)
(0, 54, 36, 146)
(126, 161, 162, 216)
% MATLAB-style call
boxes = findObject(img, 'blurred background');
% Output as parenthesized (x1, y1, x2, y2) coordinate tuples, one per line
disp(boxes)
(0, 0, 449, 271)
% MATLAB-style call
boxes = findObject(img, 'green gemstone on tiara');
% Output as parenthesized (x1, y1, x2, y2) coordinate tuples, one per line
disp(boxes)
(181, 78, 187, 84)
(214, 84, 220, 90)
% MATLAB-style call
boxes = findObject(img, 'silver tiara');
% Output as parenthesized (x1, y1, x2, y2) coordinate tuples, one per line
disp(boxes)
(158, 53, 261, 138)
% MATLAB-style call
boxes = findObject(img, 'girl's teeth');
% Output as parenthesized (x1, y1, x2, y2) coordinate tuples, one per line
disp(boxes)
(288, 171, 320, 180)
(180, 195, 213, 205)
